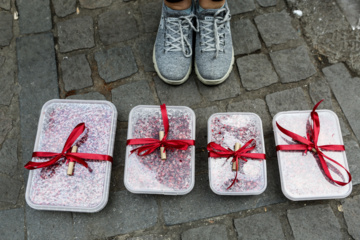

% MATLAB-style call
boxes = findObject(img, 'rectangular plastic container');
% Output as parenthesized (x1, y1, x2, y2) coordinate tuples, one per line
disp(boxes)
(124, 105, 196, 195)
(25, 99, 117, 212)
(273, 110, 352, 201)
(208, 113, 267, 195)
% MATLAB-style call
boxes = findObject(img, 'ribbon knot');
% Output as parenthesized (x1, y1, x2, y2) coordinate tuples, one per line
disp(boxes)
(276, 100, 351, 186)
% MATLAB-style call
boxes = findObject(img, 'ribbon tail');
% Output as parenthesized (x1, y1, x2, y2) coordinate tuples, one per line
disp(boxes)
(24, 155, 63, 170)
(318, 152, 352, 186)
(227, 157, 239, 189)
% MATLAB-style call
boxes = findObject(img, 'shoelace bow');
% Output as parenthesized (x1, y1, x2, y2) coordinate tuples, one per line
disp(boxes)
(165, 14, 199, 57)
(200, 7, 231, 58)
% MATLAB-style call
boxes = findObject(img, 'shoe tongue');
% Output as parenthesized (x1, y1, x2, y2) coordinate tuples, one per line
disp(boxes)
(164, 5, 192, 18)
(199, 8, 224, 21)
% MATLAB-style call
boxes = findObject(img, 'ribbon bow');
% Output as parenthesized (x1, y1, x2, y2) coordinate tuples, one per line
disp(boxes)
(25, 123, 113, 171)
(207, 139, 266, 189)
(126, 104, 195, 156)
(276, 100, 351, 186)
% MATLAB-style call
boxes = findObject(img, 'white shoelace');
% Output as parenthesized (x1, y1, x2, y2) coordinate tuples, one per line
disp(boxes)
(199, 7, 231, 58)
(164, 14, 199, 57)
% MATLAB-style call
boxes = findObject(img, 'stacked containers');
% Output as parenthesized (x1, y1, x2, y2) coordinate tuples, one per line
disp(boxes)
(273, 109, 352, 201)
(124, 105, 196, 195)
(208, 113, 267, 195)
(25, 100, 117, 212)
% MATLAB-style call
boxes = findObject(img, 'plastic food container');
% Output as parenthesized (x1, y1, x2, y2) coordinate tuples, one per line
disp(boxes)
(273, 110, 352, 201)
(208, 113, 267, 195)
(25, 99, 117, 212)
(124, 105, 196, 195)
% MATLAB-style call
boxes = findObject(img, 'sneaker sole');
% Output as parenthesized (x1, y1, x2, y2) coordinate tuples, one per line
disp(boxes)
(194, 49, 235, 86)
(153, 46, 192, 86)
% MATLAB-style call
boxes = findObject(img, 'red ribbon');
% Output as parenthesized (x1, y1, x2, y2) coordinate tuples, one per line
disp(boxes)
(276, 100, 351, 186)
(126, 104, 195, 156)
(25, 123, 113, 171)
(207, 139, 266, 189)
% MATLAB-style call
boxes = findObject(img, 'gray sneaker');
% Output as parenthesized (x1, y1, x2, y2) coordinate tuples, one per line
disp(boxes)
(153, 4, 198, 85)
(195, 2, 234, 85)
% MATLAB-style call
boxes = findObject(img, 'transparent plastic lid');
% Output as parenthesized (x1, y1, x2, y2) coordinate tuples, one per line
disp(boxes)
(25, 99, 117, 212)
(273, 110, 352, 201)
(208, 113, 267, 195)
(124, 105, 196, 195)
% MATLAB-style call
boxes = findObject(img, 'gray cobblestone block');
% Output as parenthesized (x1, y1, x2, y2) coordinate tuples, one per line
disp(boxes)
(182, 225, 229, 240)
(231, 18, 261, 55)
(228, 0, 255, 15)
(265, 87, 309, 116)
(26, 206, 74, 240)
(255, 12, 299, 47)
(136, 35, 156, 72)
(73, 191, 158, 239)
(342, 195, 360, 239)
(234, 212, 285, 240)
(52, 0, 76, 17)
(323, 63, 360, 141)
(113, 128, 127, 167)
(270, 46, 316, 83)
(228, 99, 272, 134)
(57, 16, 95, 53)
(344, 140, 360, 185)
(0, 208, 24, 240)
(17, 0, 52, 34)
(237, 54, 279, 90)
(140, 0, 162, 33)
(287, 205, 342, 240)
(0, 12, 12, 47)
(338, 118, 350, 137)
(0, 0, 11, 10)
(197, 69, 240, 102)
(67, 92, 106, 100)
(194, 105, 220, 149)
(0, 138, 18, 177)
(0, 173, 22, 204)
(95, 46, 138, 83)
(98, 9, 139, 45)
(112, 80, 156, 121)
(17, 33, 59, 165)
(257, 0, 277, 7)
(0, 47, 15, 106)
(61, 54, 93, 91)
(153, 75, 201, 106)
(128, 234, 180, 240)
(309, 79, 333, 110)
(79, 0, 112, 9)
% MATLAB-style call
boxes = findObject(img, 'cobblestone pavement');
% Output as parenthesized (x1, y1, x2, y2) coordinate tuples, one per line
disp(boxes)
(1, 0, 360, 239)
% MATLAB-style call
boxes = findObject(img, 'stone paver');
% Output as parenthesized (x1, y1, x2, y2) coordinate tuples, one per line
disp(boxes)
(255, 12, 299, 47)
(287, 205, 342, 240)
(194, 105, 220, 149)
(323, 63, 360, 141)
(228, 0, 256, 15)
(0, 46, 16, 106)
(0, 173, 22, 204)
(17, 0, 52, 34)
(61, 54, 93, 91)
(0, 0, 10, 10)
(26, 206, 73, 240)
(0, 138, 18, 177)
(153, 75, 202, 106)
(237, 54, 279, 90)
(67, 92, 106, 100)
(197, 69, 240, 102)
(231, 18, 261, 56)
(95, 46, 138, 83)
(113, 128, 127, 167)
(265, 87, 309, 116)
(257, 0, 277, 7)
(53, 0, 76, 17)
(140, 0, 162, 33)
(57, 16, 95, 53)
(228, 99, 272, 134)
(309, 79, 333, 110)
(79, 0, 112, 9)
(136, 35, 156, 72)
(270, 46, 316, 83)
(73, 191, 158, 239)
(112, 81, 157, 121)
(182, 225, 229, 240)
(0, 208, 24, 240)
(234, 212, 285, 240)
(342, 195, 360, 240)
(0, 108, 12, 145)
(0, 12, 12, 47)
(344, 140, 360, 185)
(98, 9, 139, 45)
(128, 233, 179, 240)
(17, 33, 59, 165)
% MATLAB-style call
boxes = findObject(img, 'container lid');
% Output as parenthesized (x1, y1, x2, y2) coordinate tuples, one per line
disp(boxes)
(208, 113, 267, 195)
(124, 105, 196, 195)
(273, 110, 352, 201)
(25, 99, 117, 212)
